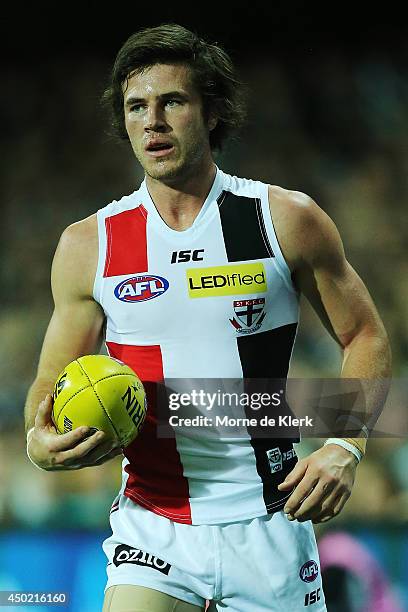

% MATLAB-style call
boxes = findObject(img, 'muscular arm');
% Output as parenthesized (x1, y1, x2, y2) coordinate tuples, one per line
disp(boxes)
(295, 197, 390, 432)
(269, 186, 391, 522)
(25, 216, 120, 470)
(25, 215, 103, 431)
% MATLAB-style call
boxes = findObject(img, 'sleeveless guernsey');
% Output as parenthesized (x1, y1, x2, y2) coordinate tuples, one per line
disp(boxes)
(93, 167, 300, 525)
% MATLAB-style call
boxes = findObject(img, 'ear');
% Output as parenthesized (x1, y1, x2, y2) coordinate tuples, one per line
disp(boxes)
(208, 114, 218, 132)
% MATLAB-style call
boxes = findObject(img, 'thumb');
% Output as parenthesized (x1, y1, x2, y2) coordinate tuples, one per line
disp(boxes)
(277, 460, 308, 490)
(34, 394, 54, 429)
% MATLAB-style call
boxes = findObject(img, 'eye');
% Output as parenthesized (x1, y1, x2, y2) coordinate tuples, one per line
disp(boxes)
(165, 99, 181, 108)
(129, 103, 145, 113)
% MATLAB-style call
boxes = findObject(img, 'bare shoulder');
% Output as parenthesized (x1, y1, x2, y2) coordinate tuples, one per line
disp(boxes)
(267, 185, 345, 272)
(52, 213, 99, 299)
(58, 213, 98, 251)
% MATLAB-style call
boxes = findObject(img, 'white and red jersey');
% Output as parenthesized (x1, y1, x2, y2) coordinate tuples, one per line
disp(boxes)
(94, 168, 300, 525)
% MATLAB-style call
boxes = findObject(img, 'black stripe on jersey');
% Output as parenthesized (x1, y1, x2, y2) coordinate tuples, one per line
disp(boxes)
(237, 323, 299, 514)
(217, 191, 274, 261)
(237, 323, 297, 379)
(246, 436, 298, 514)
(255, 198, 274, 258)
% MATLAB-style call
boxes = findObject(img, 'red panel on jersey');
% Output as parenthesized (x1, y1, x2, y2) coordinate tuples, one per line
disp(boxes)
(106, 341, 192, 524)
(104, 206, 148, 277)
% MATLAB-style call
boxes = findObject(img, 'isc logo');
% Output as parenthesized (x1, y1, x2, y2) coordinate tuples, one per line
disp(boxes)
(304, 588, 321, 606)
(114, 275, 169, 302)
(171, 249, 204, 264)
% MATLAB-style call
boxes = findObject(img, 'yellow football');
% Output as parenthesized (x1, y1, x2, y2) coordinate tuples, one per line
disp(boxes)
(52, 354, 146, 447)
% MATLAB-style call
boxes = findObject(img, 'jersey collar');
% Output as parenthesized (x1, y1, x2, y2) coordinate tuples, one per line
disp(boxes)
(139, 166, 224, 238)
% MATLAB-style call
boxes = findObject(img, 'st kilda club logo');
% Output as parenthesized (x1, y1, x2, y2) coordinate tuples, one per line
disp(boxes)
(114, 275, 169, 303)
(113, 544, 171, 575)
(230, 298, 266, 333)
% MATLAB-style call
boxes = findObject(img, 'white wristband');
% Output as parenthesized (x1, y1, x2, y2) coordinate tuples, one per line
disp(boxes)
(26, 427, 45, 471)
(324, 438, 363, 463)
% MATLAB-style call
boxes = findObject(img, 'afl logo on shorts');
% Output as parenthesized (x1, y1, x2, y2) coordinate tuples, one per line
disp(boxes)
(115, 275, 169, 302)
(299, 560, 319, 583)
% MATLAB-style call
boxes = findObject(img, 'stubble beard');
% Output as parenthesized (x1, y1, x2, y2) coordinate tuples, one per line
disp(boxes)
(144, 157, 184, 183)
(140, 138, 209, 186)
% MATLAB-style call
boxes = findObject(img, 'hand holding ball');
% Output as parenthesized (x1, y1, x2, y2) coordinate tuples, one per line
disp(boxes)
(52, 355, 146, 448)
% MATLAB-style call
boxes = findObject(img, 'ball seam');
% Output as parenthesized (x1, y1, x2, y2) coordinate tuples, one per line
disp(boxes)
(53, 384, 90, 422)
(76, 358, 122, 442)
(87, 373, 140, 382)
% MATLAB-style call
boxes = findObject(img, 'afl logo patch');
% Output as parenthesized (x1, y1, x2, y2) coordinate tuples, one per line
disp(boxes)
(299, 560, 319, 583)
(114, 275, 169, 303)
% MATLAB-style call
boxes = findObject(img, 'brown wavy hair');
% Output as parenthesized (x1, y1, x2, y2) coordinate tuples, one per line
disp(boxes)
(101, 23, 247, 150)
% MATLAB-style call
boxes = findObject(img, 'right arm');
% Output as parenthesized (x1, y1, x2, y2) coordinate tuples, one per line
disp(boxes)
(25, 215, 121, 470)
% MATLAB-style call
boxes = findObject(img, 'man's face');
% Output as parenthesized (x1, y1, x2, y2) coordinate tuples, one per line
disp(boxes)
(123, 63, 215, 182)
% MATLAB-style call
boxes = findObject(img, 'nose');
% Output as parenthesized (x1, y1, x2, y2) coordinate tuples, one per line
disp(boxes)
(144, 104, 167, 133)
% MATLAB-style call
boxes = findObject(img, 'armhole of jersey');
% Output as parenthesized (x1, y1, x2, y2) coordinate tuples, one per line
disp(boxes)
(92, 209, 107, 305)
(260, 183, 298, 295)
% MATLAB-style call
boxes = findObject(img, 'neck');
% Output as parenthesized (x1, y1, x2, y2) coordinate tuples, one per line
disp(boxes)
(145, 160, 217, 231)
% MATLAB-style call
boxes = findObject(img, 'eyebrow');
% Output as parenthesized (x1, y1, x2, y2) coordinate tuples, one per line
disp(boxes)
(125, 91, 188, 107)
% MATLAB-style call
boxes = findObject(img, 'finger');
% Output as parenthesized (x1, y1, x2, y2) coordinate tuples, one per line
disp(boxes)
(333, 490, 350, 515)
(278, 460, 308, 490)
(80, 437, 121, 465)
(311, 490, 343, 524)
(53, 430, 104, 463)
(56, 432, 117, 467)
(283, 473, 319, 516)
(34, 394, 54, 428)
(86, 446, 123, 466)
(291, 479, 337, 522)
(61, 445, 122, 471)
(48, 426, 94, 452)
(321, 487, 351, 522)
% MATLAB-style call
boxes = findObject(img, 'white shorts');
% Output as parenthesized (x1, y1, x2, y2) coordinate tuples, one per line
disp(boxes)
(103, 495, 326, 611)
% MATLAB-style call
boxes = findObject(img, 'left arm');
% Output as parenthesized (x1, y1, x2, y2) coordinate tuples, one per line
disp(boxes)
(269, 187, 391, 523)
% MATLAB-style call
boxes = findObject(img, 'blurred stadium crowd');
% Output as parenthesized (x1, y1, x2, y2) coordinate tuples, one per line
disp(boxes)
(1, 45, 407, 586)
